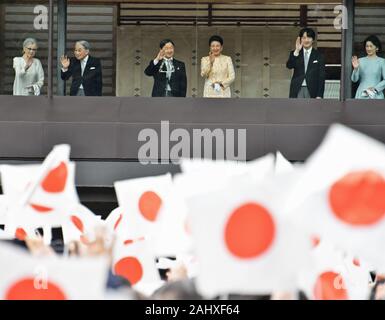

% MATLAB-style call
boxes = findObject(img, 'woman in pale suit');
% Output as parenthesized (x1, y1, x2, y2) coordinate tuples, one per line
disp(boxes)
(201, 35, 235, 98)
(13, 38, 44, 96)
(351, 35, 385, 99)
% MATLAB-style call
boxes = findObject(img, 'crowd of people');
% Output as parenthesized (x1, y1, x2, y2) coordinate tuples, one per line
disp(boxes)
(12, 28, 385, 99)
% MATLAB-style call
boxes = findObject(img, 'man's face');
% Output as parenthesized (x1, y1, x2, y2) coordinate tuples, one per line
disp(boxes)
(74, 43, 89, 60)
(162, 42, 174, 59)
(301, 32, 314, 49)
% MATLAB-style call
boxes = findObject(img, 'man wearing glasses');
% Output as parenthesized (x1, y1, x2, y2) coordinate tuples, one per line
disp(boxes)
(60, 41, 103, 96)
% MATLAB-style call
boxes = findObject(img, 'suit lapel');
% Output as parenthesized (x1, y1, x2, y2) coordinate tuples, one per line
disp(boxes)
(170, 59, 177, 82)
(83, 56, 92, 77)
(298, 49, 305, 74)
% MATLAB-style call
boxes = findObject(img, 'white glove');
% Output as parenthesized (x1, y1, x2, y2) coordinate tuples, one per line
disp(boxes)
(362, 88, 377, 99)
(32, 84, 40, 96)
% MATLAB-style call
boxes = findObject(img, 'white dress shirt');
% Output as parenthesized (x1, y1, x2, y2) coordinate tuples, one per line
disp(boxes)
(153, 57, 173, 91)
(301, 47, 312, 86)
(79, 55, 89, 90)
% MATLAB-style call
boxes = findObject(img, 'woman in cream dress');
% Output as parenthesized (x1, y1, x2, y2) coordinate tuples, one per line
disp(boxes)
(201, 35, 235, 98)
(13, 38, 44, 96)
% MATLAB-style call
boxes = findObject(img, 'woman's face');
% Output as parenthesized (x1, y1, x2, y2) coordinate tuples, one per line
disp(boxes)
(366, 41, 378, 56)
(210, 41, 223, 56)
(24, 43, 37, 59)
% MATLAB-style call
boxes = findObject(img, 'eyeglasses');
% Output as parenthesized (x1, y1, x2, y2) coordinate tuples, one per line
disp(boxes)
(26, 47, 37, 52)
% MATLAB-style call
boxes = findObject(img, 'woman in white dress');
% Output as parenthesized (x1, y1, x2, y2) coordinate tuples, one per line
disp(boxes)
(13, 38, 44, 96)
(201, 35, 235, 98)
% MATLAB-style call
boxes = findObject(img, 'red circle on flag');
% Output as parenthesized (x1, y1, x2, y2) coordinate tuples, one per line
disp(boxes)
(313, 271, 348, 300)
(15, 228, 27, 241)
(5, 278, 67, 300)
(329, 170, 385, 226)
(71, 215, 84, 233)
(30, 203, 53, 213)
(114, 214, 123, 231)
(41, 162, 68, 193)
(138, 191, 162, 222)
(224, 202, 276, 259)
(114, 257, 143, 285)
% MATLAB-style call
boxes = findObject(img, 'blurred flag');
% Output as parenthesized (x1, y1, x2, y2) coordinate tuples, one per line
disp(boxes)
(185, 174, 310, 297)
(298, 240, 370, 300)
(1, 145, 80, 239)
(287, 125, 385, 270)
(112, 237, 160, 289)
(0, 243, 108, 300)
(62, 203, 103, 245)
(113, 174, 192, 256)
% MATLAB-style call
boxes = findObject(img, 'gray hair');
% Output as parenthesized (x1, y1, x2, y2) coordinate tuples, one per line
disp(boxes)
(23, 37, 38, 49)
(76, 40, 91, 51)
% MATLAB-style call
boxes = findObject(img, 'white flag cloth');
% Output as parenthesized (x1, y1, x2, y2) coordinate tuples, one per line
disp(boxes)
(0, 243, 108, 300)
(61, 203, 104, 245)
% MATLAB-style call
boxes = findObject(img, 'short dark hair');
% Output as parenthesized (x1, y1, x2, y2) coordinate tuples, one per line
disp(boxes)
(299, 27, 316, 40)
(364, 35, 382, 53)
(159, 39, 175, 49)
(209, 35, 223, 46)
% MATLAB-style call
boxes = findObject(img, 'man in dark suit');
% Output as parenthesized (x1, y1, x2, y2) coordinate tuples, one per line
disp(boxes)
(286, 28, 325, 99)
(60, 40, 102, 96)
(144, 39, 187, 97)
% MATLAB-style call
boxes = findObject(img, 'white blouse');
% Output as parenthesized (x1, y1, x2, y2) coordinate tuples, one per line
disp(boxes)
(13, 57, 44, 96)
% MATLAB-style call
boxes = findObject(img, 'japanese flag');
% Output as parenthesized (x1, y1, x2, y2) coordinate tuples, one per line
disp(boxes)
(0, 243, 108, 300)
(113, 174, 192, 256)
(114, 174, 172, 238)
(298, 240, 370, 300)
(287, 125, 385, 270)
(112, 237, 160, 289)
(1, 145, 79, 235)
(185, 174, 310, 297)
(62, 203, 104, 245)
